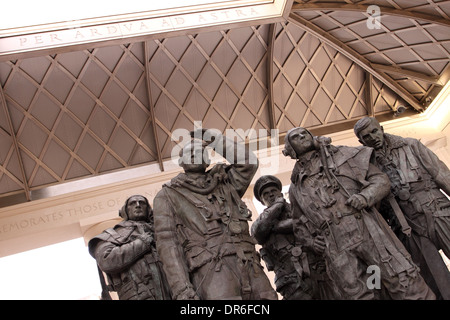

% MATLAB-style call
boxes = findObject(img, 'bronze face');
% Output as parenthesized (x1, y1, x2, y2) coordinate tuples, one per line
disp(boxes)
(287, 127, 315, 157)
(357, 121, 385, 150)
(261, 185, 283, 207)
(179, 141, 210, 173)
(126, 195, 149, 221)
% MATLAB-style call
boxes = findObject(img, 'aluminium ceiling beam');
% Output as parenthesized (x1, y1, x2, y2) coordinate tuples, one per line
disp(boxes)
(144, 41, 165, 172)
(291, 3, 450, 28)
(370, 63, 442, 85)
(364, 72, 374, 117)
(439, 65, 450, 86)
(266, 23, 277, 130)
(288, 13, 425, 112)
(0, 85, 31, 201)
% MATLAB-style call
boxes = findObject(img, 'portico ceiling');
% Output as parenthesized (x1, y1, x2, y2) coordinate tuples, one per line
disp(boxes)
(1, 0, 449, 207)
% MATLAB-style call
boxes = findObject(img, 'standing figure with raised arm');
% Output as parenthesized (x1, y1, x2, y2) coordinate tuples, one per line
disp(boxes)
(153, 129, 277, 300)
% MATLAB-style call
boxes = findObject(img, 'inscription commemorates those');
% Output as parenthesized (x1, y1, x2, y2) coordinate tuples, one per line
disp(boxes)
(0, 188, 161, 237)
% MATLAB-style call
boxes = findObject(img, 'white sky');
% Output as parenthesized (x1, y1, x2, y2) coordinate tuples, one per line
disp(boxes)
(0, 0, 230, 30)
(0, 238, 101, 300)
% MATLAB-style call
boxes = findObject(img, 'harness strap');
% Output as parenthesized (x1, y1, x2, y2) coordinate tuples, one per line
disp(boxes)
(387, 194, 412, 237)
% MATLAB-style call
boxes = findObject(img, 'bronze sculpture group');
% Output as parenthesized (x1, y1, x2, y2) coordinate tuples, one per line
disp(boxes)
(89, 117, 449, 300)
